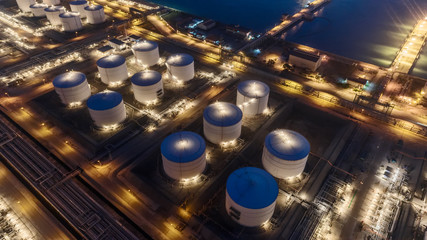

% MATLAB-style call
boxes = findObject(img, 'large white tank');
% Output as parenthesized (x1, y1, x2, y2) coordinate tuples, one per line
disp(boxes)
(132, 41, 159, 67)
(84, 5, 105, 24)
(262, 129, 310, 179)
(16, 0, 36, 12)
(69, 0, 88, 18)
(30, 3, 48, 17)
(52, 71, 91, 105)
(226, 167, 278, 227)
(203, 102, 242, 144)
(59, 11, 83, 32)
(43, 0, 60, 5)
(44, 6, 65, 25)
(161, 131, 206, 180)
(131, 70, 163, 104)
(166, 53, 194, 82)
(96, 55, 128, 85)
(236, 80, 270, 116)
(87, 91, 126, 127)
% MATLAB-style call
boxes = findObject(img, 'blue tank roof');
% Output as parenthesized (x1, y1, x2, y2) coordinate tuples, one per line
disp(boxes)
(87, 91, 123, 111)
(131, 70, 162, 86)
(237, 80, 270, 98)
(53, 72, 86, 88)
(161, 131, 206, 163)
(166, 53, 194, 66)
(44, 6, 65, 12)
(132, 41, 158, 52)
(264, 130, 310, 161)
(203, 102, 242, 127)
(84, 5, 103, 11)
(96, 55, 126, 68)
(70, 0, 87, 5)
(59, 11, 80, 18)
(227, 167, 278, 209)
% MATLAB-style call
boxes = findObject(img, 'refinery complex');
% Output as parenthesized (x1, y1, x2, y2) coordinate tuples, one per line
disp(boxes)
(0, 0, 426, 239)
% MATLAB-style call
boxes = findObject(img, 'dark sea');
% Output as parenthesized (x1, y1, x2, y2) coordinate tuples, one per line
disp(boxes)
(148, 0, 427, 78)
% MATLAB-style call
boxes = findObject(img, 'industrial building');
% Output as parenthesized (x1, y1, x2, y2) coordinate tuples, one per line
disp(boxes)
(108, 38, 126, 51)
(132, 40, 160, 67)
(59, 12, 83, 32)
(30, 3, 48, 17)
(262, 129, 310, 179)
(203, 102, 242, 144)
(161, 131, 206, 180)
(131, 70, 164, 104)
(69, 0, 88, 18)
(84, 5, 105, 24)
(44, 6, 65, 25)
(288, 49, 322, 71)
(87, 91, 126, 127)
(52, 71, 91, 105)
(226, 167, 278, 227)
(166, 53, 195, 82)
(96, 55, 128, 85)
(236, 80, 270, 116)
(197, 19, 216, 31)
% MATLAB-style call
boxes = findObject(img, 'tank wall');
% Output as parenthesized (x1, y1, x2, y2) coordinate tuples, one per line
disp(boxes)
(54, 81, 91, 104)
(97, 64, 128, 85)
(17, 0, 36, 12)
(88, 102, 126, 126)
(132, 80, 163, 104)
(43, 0, 60, 5)
(133, 48, 159, 67)
(85, 9, 105, 24)
(162, 153, 206, 180)
(31, 7, 46, 17)
(261, 146, 308, 179)
(46, 10, 64, 25)
(167, 62, 194, 82)
(60, 16, 83, 32)
(70, 3, 88, 17)
(203, 119, 241, 144)
(236, 91, 269, 116)
(225, 191, 276, 227)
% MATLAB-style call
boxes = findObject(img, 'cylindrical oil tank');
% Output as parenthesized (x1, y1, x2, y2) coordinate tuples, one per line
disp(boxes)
(44, 6, 65, 25)
(262, 129, 310, 179)
(30, 3, 48, 17)
(69, 0, 88, 18)
(132, 40, 159, 67)
(16, 0, 36, 12)
(84, 5, 105, 24)
(43, 0, 60, 5)
(161, 131, 206, 180)
(87, 91, 126, 127)
(131, 70, 163, 104)
(203, 102, 242, 144)
(166, 53, 194, 82)
(236, 80, 270, 116)
(226, 167, 278, 227)
(96, 55, 128, 85)
(53, 71, 91, 105)
(59, 11, 82, 32)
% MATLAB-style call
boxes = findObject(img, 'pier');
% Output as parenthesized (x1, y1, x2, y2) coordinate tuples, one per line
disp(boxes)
(391, 17, 427, 74)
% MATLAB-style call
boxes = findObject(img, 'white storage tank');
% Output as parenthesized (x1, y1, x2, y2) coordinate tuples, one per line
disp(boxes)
(226, 167, 278, 227)
(166, 53, 194, 82)
(87, 91, 126, 127)
(236, 80, 270, 116)
(84, 5, 105, 24)
(132, 40, 159, 67)
(262, 129, 310, 179)
(52, 71, 91, 105)
(69, 0, 88, 18)
(16, 0, 36, 12)
(44, 6, 65, 25)
(161, 131, 206, 180)
(43, 0, 60, 5)
(96, 55, 128, 85)
(131, 70, 163, 104)
(30, 3, 48, 17)
(203, 102, 242, 144)
(59, 11, 83, 32)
